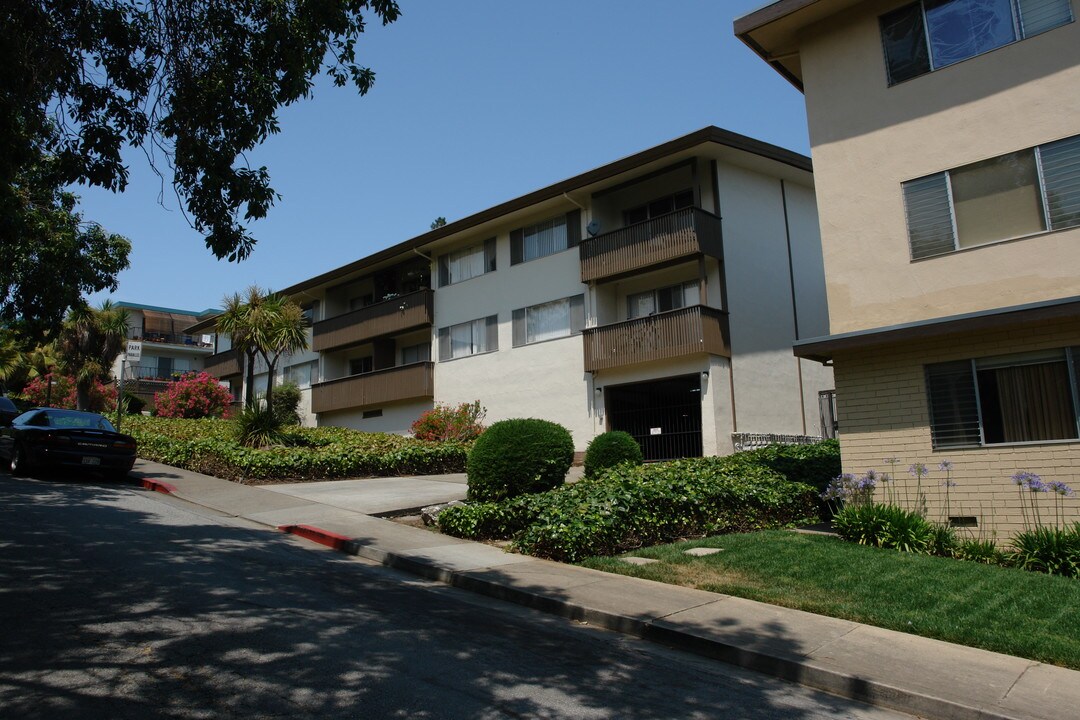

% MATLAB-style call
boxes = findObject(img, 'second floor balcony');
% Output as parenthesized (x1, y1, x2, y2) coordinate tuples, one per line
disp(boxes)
(203, 350, 242, 379)
(311, 362, 434, 414)
(582, 305, 730, 372)
(579, 207, 723, 283)
(313, 289, 434, 353)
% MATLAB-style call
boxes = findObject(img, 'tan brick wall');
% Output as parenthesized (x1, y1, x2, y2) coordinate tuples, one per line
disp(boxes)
(833, 317, 1080, 541)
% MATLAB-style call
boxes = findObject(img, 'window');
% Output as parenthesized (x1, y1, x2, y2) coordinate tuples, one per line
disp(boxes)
(349, 356, 373, 376)
(623, 189, 694, 226)
(627, 282, 700, 319)
(512, 295, 585, 347)
(401, 342, 431, 365)
(300, 302, 317, 325)
(438, 315, 498, 360)
(438, 238, 496, 286)
(286, 361, 317, 388)
(362, 409, 383, 419)
(926, 348, 1080, 448)
(349, 294, 374, 312)
(881, 0, 1072, 84)
(510, 210, 581, 264)
(903, 134, 1080, 259)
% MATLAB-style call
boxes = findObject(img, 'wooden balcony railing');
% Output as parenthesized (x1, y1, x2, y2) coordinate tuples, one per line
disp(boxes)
(579, 207, 723, 283)
(313, 289, 434, 352)
(203, 350, 242, 379)
(582, 305, 730, 372)
(311, 362, 434, 414)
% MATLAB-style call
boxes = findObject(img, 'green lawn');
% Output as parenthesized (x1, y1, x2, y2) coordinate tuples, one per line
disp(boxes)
(580, 530, 1080, 669)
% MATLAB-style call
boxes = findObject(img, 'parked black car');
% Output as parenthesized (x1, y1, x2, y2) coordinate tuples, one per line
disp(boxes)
(0, 408, 137, 479)
(0, 396, 19, 426)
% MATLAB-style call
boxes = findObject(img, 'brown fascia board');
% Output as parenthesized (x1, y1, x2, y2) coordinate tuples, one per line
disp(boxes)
(733, 0, 823, 92)
(793, 296, 1080, 363)
(276, 126, 812, 299)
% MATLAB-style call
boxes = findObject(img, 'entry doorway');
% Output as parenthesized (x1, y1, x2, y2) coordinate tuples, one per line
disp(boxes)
(605, 375, 703, 461)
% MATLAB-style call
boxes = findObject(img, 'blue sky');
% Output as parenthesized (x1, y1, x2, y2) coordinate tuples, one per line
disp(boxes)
(83, 1, 806, 313)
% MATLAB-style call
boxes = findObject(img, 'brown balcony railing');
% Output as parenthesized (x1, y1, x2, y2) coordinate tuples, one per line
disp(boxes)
(313, 289, 434, 352)
(311, 362, 434, 414)
(203, 350, 242, 379)
(582, 305, 730, 372)
(579, 207, 723, 283)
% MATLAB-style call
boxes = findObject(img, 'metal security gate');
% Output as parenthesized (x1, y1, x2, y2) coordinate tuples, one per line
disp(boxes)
(606, 375, 703, 461)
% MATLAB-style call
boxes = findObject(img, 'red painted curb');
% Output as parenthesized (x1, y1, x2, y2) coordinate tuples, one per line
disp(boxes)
(141, 479, 178, 495)
(279, 524, 352, 551)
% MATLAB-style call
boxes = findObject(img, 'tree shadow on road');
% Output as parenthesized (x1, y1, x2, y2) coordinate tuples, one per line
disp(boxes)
(0, 473, 883, 719)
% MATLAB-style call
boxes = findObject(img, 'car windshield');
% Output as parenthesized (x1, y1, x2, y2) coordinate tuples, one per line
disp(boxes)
(23, 409, 117, 432)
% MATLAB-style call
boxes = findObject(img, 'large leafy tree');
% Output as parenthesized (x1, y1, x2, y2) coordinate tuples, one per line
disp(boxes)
(55, 301, 130, 411)
(1, 0, 400, 336)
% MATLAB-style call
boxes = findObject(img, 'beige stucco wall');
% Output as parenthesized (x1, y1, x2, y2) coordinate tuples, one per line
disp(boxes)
(718, 162, 832, 436)
(834, 317, 1080, 539)
(799, 0, 1080, 334)
(320, 399, 433, 435)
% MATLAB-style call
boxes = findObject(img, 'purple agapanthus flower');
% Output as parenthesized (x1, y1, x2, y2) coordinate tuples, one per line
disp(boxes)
(1012, 471, 1034, 486)
(1026, 477, 1048, 493)
(1047, 480, 1075, 497)
(908, 463, 928, 477)
(856, 473, 877, 491)
(938, 460, 953, 472)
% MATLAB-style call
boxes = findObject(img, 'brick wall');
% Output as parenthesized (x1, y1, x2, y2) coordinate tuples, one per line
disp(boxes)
(833, 316, 1080, 540)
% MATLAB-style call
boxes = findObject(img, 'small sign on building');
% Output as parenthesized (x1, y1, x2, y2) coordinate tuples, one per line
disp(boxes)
(650, 427, 662, 435)
(125, 340, 142, 362)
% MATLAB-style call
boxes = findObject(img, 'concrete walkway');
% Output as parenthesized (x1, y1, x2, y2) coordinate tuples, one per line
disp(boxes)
(130, 459, 1078, 720)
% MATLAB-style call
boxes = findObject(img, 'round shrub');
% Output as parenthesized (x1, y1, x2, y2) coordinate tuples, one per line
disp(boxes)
(583, 430, 643, 478)
(466, 418, 574, 502)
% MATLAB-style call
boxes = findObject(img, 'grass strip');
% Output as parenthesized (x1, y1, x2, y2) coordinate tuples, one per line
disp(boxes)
(580, 530, 1080, 669)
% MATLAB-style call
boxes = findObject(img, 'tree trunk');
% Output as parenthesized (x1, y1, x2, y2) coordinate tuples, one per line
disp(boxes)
(75, 381, 92, 412)
(263, 356, 278, 410)
(244, 350, 257, 409)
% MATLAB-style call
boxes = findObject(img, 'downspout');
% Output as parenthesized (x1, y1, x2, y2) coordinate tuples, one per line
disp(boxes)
(781, 179, 808, 435)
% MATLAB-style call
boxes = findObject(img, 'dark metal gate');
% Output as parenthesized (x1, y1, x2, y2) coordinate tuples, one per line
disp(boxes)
(606, 375, 703, 461)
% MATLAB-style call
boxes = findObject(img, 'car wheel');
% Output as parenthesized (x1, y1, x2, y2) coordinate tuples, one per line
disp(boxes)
(10, 445, 33, 477)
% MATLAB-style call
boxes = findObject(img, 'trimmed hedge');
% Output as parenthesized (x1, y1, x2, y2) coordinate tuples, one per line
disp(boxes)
(122, 416, 469, 483)
(466, 418, 574, 501)
(740, 439, 841, 492)
(441, 449, 820, 562)
(583, 430, 643, 479)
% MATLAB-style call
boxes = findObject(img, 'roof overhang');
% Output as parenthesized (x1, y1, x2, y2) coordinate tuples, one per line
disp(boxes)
(734, 0, 861, 91)
(794, 296, 1080, 363)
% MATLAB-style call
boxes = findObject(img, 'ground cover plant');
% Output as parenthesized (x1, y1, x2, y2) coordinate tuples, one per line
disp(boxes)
(440, 442, 836, 562)
(121, 415, 468, 483)
(580, 530, 1080, 669)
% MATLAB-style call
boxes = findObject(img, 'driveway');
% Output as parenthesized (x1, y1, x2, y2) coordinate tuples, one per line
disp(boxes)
(261, 474, 468, 515)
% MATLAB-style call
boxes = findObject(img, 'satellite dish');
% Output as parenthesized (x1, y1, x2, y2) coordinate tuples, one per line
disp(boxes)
(586, 220, 601, 237)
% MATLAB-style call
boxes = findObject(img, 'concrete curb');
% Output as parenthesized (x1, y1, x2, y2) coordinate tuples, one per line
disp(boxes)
(324, 532, 1028, 720)
(140, 478, 178, 495)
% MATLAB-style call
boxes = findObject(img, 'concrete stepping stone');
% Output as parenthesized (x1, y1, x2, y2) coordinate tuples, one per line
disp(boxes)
(684, 547, 723, 556)
(620, 556, 658, 565)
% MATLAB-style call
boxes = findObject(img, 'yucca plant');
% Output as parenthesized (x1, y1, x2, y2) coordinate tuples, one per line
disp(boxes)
(234, 405, 289, 448)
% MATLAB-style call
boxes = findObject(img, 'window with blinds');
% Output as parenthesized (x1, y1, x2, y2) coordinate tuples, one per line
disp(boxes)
(511, 295, 585, 347)
(437, 315, 499, 361)
(510, 210, 582, 265)
(925, 348, 1080, 448)
(438, 238, 496, 287)
(903, 133, 1080, 259)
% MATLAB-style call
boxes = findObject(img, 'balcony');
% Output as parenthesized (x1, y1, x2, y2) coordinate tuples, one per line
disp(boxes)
(579, 207, 723, 283)
(313, 289, 434, 353)
(203, 350, 242, 379)
(582, 305, 730, 372)
(311, 362, 434, 414)
(128, 328, 214, 350)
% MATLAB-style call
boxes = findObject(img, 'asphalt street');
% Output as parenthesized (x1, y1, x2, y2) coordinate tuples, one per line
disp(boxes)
(0, 471, 913, 719)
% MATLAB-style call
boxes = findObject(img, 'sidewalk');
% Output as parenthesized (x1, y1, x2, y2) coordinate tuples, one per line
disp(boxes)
(130, 460, 1078, 720)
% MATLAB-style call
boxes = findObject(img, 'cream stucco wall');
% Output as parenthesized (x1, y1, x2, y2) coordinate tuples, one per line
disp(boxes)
(798, 0, 1080, 334)
(718, 163, 832, 436)
(320, 399, 433, 435)
(833, 317, 1080, 539)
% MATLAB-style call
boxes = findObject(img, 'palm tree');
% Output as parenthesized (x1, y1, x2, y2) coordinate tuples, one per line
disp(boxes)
(55, 301, 129, 410)
(217, 287, 264, 409)
(216, 287, 309, 409)
(255, 294, 309, 408)
(0, 330, 21, 394)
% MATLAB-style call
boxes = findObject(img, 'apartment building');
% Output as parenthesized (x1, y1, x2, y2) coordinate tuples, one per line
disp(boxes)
(736, 0, 1080, 534)
(111, 302, 220, 408)
(199, 127, 834, 459)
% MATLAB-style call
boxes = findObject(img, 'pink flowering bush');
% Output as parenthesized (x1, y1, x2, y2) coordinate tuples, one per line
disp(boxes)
(153, 372, 234, 419)
(21, 373, 117, 412)
(411, 401, 486, 442)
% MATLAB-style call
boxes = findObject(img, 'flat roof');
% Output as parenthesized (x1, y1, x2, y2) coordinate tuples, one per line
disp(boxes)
(115, 301, 220, 317)
(794, 296, 1080, 362)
